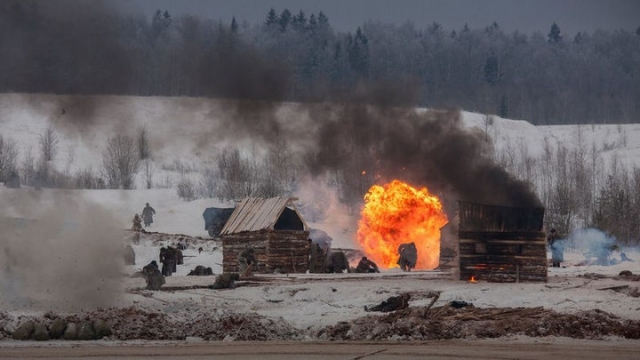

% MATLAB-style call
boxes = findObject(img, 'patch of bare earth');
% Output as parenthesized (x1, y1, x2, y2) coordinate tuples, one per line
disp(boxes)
(317, 306, 640, 341)
(3, 306, 640, 341)
(71, 307, 302, 341)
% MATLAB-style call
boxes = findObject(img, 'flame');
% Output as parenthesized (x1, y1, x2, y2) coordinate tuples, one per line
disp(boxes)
(470, 276, 478, 283)
(356, 180, 448, 270)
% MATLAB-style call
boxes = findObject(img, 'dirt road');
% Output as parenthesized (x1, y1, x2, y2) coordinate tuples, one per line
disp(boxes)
(2, 340, 639, 360)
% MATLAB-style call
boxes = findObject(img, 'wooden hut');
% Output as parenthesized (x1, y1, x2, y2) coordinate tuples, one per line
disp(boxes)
(220, 197, 310, 274)
(458, 201, 547, 282)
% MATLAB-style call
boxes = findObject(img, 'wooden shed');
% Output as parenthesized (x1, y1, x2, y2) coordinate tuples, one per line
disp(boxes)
(458, 201, 547, 282)
(220, 197, 310, 274)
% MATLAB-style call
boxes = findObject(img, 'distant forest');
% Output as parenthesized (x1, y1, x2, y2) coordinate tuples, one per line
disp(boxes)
(1, 2, 640, 125)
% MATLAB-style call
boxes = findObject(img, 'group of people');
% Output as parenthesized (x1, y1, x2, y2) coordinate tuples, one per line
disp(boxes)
(132, 203, 156, 231)
(309, 241, 419, 274)
(160, 246, 184, 276)
(141, 244, 184, 290)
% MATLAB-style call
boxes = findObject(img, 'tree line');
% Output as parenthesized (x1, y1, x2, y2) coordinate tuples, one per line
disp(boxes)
(1, 2, 639, 125)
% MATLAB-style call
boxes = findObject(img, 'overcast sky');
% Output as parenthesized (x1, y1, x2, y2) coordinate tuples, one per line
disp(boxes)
(118, 0, 639, 36)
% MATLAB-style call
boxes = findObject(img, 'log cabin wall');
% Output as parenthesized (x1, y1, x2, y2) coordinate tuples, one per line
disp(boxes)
(265, 230, 310, 273)
(222, 229, 310, 274)
(458, 201, 547, 283)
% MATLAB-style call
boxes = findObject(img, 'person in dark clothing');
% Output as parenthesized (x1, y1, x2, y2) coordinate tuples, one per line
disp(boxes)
(188, 265, 214, 276)
(160, 246, 177, 276)
(325, 251, 349, 273)
(142, 203, 156, 227)
(365, 293, 411, 312)
(132, 214, 142, 232)
(238, 246, 256, 277)
(397, 242, 418, 271)
(142, 260, 165, 290)
(210, 273, 240, 289)
(547, 228, 563, 267)
(355, 256, 380, 273)
(308, 241, 328, 273)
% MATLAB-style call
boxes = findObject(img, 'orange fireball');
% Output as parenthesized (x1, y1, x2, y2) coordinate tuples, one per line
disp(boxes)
(356, 180, 448, 270)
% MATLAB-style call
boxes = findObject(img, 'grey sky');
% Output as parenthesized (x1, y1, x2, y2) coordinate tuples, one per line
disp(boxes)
(118, 0, 639, 36)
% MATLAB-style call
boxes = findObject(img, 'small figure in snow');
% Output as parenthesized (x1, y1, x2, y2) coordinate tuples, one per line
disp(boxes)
(142, 203, 156, 227)
(365, 293, 411, 312)
(210, 273, 240, 289)
(397, 242, 417, 271)
(547, 228, 564, 267)
(142, 260, 165, 290)
(308, 241, 327, 273)
(160, 246, 178, 276)
(325, 251, 349, 273)
(238, 246, 256, 277)
(355, 256, 380, 273)
(132, 214, 142, 232)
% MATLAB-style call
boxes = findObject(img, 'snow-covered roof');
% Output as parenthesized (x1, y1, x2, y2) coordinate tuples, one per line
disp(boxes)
(220, 197, 308, 235)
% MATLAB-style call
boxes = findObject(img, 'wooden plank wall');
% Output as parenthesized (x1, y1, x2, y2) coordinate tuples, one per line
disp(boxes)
(458, 201, 544, 232)
(222, 229, 310, 274)
(266, 230, 310, 273)
(222, 230, 270, 273)
(458, 230, 547, 282)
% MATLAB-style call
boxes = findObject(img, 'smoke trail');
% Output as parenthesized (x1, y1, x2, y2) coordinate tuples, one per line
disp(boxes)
(303, 104, 541, 208)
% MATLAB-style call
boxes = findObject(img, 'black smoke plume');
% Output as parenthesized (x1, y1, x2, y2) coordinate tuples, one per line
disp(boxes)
(2, 1, 541, 209)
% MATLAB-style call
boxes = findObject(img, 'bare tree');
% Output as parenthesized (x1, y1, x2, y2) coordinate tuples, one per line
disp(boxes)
(20, 146, 35, 186)
(142, 159, 154, 189)
(137, 125, 151, 160)
(102, 135, 139, 189)
(216, 146, 255, 200)
(0, 134, 19, 184)
(39, 125, 59, 162)
(199, 166, 218, 198)
(176, 174, 196, 201)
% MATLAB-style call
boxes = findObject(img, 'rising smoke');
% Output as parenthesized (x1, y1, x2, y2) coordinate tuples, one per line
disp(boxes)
(3, 0, 541, 276)
(0, 190, 125, 311)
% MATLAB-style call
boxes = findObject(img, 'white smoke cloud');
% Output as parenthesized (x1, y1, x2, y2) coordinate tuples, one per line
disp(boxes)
(567, 228, 618, 264)
(0, 189, 125, 312)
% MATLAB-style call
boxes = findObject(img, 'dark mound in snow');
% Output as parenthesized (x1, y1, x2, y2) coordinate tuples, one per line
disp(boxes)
(316, 306, 640, 341)
(3, 306, 640, 341)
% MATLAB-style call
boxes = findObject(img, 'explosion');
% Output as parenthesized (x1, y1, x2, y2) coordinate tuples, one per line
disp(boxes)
(356, 180, 448, 270)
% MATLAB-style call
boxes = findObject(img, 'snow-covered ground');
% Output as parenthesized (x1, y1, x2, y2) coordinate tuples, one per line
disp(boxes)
(2, 93, 640, 343)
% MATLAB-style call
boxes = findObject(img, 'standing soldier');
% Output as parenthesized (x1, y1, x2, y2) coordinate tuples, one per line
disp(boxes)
(547, 228, 563, 267)
(238, 246, 256, 277)
(397, 242, 417, 271)
(308, 240, 328, 273)
(142, 203, 156, 227)
(160, 247, 177, 276)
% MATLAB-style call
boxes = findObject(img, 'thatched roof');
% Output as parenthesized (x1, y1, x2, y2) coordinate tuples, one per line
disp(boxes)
(220, 197, 308, 235)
